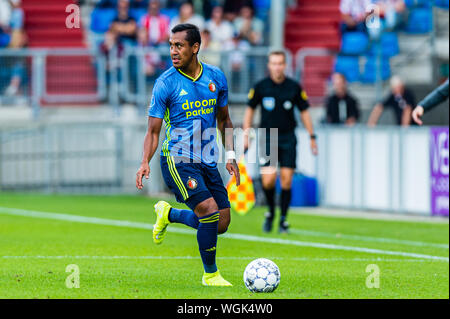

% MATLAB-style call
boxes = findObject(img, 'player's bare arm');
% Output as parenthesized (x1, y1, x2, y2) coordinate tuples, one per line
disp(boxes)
(217, 105, 240, 186)
(299, 110, 318, 156)
(136, 116, 163, 190)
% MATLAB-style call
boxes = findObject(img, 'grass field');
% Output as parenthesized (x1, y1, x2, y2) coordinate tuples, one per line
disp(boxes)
(0, 193, 448, 299)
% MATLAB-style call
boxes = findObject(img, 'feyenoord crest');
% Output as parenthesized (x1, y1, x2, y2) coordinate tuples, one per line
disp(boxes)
(187, 177, 198, 190)
(209, 82, 216, 92)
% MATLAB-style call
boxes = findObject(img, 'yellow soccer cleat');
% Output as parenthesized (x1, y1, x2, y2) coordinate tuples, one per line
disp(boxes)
(202, 271, 233, 287)
(153, 201, 171, 245)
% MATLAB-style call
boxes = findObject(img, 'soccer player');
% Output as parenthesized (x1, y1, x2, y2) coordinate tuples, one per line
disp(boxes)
(136, 24, 240, 287)
(412, 79, 449, 125)
(243, 51, 318, 234)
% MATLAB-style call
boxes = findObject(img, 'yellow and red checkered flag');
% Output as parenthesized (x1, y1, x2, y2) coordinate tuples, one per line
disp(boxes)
(227, 156, 255, 215)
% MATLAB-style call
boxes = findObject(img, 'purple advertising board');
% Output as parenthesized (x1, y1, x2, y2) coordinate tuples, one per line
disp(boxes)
(430, 127, 449, 217)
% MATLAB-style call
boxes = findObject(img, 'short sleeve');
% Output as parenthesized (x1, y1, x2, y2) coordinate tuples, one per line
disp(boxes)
(148, 79, 169, 118)
(217, 70, 228, 107)
(295, 84, 310, 112)
(247, 83, 262, 109)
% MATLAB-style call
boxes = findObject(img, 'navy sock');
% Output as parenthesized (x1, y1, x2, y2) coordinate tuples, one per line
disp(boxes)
(281, 188, 292, 222)
(168, 208, 199, 229)
(197, 212, 219, 273)
(263, 187, 276, 219)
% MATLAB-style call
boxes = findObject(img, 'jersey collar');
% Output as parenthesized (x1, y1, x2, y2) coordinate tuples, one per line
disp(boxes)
(177, 62, 204, 82)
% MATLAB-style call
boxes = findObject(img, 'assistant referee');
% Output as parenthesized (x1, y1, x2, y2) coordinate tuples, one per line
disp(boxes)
(243, 51, 318, 234)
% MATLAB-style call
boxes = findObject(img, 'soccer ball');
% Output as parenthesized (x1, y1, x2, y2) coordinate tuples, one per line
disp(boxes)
(243, 258, 280, 293)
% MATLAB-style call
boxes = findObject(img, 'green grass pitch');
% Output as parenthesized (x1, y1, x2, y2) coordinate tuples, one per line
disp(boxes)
(0, 193, 448, 299)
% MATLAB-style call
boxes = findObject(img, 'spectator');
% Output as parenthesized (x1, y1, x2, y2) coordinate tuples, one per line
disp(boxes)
(108, 0, 138, 47)
(165, 0, 187, 9)
(367, 76, 416, 127)
(372, 0, 406, 30)
(196, 0, 218, 20)
(325, 73, 360, 125)
(9, 0, 26, 48)
(131, 0, 148, 8)
(96, 0, 117, 8)
(205, 6, 234, 46)
(2, 0, 27, 97)
(340, 0, 372, 33)
(138, 0, 170, 47)
(138, 0, 170, 77)
(223, 0, 250, 22)
(0, 0, 12, 48)
(233, 5, 264, 46)
(169, 2, 205, 31)
(199, 29, 221, 67)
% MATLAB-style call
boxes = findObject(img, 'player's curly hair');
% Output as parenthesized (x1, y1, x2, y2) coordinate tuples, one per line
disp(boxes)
(171, 24, 202, 48)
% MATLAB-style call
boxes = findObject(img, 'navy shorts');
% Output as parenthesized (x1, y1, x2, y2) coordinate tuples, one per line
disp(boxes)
(160, 156, 231, 211)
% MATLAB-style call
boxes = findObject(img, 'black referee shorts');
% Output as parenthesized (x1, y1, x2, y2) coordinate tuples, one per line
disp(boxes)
(260, 131, 297, 169)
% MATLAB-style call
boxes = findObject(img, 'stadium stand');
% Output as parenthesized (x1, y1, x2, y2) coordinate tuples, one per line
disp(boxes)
(286, 0, 448, 107)
(23, 0, 99, 102)
(285, 0, 341, 103)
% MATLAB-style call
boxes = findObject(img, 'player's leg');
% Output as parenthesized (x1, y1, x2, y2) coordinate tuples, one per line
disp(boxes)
(196, 165, 232, 286)
(218, 208, 230, 234)
(261, 167, 277, 233)
(154, 158, 202, 244)
(279, 167, 295, 233)
(202, 165, 231, 235)
(278, 133, 297, 233)
(167, 207, 199, 229)
(192, 197, 232, 286)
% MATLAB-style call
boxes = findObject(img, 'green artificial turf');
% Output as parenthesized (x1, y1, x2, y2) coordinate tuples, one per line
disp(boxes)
(0, 193, 448, 299)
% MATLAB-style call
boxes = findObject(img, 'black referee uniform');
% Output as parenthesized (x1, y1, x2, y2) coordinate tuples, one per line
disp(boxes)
(247, 76, 311, 233)
(248, 77, 310, 169)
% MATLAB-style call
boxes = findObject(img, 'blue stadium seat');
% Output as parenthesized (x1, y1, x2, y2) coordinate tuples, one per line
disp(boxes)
(361, 56, 391, 83)
(97, 0, 117, 8)
(334, 55, 360, 83)
(368, 32, 400, 57)
(90, 8, 117, 33)
(0, 33, 10, 47)
(435, 0, 449, 9)
(130, 8, 147, 23)
(405, 7, 433, 33)
(405, 0, 432, 8)
(160, 8, 179, 21)
(340, 32, 369, 55)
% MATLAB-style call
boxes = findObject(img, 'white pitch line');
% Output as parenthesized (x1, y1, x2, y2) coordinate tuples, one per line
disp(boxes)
(0, 256, 441, 263)
(289, 228, 449, 249)
(0, 206, 448, 262)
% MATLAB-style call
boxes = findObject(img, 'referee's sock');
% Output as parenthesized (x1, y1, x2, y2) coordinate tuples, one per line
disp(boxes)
(262, 187, 276, 219)
(197, 212, 220, 273)
(280, 188, 292, 223)
(169, 208, 199, 229)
